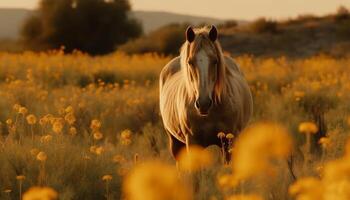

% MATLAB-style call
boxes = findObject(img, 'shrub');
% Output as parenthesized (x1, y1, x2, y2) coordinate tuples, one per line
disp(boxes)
(250, 18, 278, 34)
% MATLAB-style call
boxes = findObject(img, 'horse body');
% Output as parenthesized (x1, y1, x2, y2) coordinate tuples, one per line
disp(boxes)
(159, 26, 253, 161)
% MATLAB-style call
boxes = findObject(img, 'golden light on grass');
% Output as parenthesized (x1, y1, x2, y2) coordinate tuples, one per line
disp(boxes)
(178, 145, 213, 172)
(230, 122, 292, 185)
(23, 187, 58, 200)
(123, 161, 192, 200)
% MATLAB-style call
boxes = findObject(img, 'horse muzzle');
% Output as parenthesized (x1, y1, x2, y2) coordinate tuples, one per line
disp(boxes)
(194, 98, 213, 116)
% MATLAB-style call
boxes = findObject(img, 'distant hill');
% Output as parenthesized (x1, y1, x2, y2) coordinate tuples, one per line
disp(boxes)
(0, 8, 231, 39)
(0, 8, 31, 39)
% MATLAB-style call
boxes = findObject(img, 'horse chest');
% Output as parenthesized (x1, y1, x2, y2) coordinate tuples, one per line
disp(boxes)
(186, 104, 238, 146)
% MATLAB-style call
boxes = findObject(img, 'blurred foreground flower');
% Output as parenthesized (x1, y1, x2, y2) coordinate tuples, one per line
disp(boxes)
(23, 187, 58, 200)
(178, 145, 213, 171)
(230, 122, 292, 186)
(123, 161, 192, 200)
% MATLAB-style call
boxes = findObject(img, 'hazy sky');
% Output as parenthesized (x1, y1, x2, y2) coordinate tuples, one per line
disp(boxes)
(0, 0, 350, 20)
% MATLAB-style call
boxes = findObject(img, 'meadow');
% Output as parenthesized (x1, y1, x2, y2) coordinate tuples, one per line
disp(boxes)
(0, 50, 350, 200)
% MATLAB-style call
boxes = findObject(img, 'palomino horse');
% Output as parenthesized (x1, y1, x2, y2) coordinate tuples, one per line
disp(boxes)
(159, 25, 253, 163)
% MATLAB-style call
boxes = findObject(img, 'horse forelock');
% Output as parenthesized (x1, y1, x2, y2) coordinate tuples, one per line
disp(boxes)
(180, 28, 226, 103)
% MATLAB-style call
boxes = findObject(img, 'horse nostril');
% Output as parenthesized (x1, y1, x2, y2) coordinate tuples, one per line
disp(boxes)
(195, 100, 200, 109)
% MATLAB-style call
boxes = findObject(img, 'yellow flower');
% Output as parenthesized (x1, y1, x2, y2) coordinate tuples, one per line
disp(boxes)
(217, 132, 225, 139)
(26, 114, 37, 125)
(113, 155, 126, 164)
(298, 122, 318, 134)
(16, 175, 26, 181)
(289, 177, 323, 200)
(178, 146, 213, 172)
(40, 135, 53, 143)
(93, 131, 103, 140)
(123, 161, 192, 200)
(6, 119, 13, 125)
(102, 175, 113, 181)
(19, 107, 28, 115)
(121, 138, 132, 146)
(23, 187, 58, 200)
(69, 127, 77, 136)
(90, 119, 101, 130)
(226, 133, 235, 139)
(231, 122, 292, 184)
(30, 148, 40, 156)
(65, 106, 73, 113)
(13, 104, 21, 111)
(36, 152, 47, 162)
(90, 145, 104, 155)
(52, 121, 63, 134)
(121, 129, 132, 140)
(64, 113, 76, 125)
(318, 137, 331, 149)
(226, 194, 264, 200)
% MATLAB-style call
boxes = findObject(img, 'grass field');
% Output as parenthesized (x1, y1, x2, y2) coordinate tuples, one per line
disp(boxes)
(0, 50, 350, 200)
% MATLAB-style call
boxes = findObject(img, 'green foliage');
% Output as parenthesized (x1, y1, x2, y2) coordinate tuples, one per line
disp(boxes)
(119, 23, 188, 55)
(21, 0, 142, 55)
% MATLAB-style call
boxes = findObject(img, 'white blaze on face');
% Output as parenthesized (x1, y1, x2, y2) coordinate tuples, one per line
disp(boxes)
(196, 49, 210, 92)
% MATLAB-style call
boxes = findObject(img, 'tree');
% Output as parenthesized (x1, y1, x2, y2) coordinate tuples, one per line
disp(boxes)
(21, 0, 142, 55)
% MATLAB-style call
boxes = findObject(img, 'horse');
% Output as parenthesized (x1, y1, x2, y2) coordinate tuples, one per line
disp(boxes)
(159, 25, 253, 164)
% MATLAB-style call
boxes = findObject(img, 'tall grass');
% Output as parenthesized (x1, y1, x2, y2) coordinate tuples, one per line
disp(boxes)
(0, 51, 350, 199)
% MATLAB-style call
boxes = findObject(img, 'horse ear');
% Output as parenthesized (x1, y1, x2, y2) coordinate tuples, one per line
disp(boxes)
(209, 25, 218, 42)
(186, 26, 195, 43)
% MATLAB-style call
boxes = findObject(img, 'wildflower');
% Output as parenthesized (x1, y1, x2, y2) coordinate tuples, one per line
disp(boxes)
(318, 137, 331, 149)
(23, 187, 58, 200)
(13, 104, 21, 111)
(178, 146, 213, 172)
(64, 113, 76, 125)
(36, 152, 47, 162)
(30, 148, 40, 156)
(6, 119, 13, 125)
(52, 121, 63, 134)
(217, 132, 225, 139)
(121, 129, 132, 140)
(18, 107, 28, 115)
(121, 138, 132, 146)
(113, 155, 126, 164)
(90, 119, 101, 130)
(123, 161, 192, 200)
(26, 114, 37, 125)
(69, 127, 77, 136)
(226, 133, 235, 139)
(102, 175, 113, 181)
(289, 177, 323, 200)
(16, 175, 26, 181)
(231, 122, 292, 184)
(226, 194, 264, 200)
(65, 106, 73, 113)
(95, 146, 104, 155)
(298, 122, 318, 134)
(93, 131, 103, 140)
(40, 135, 53, 143)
